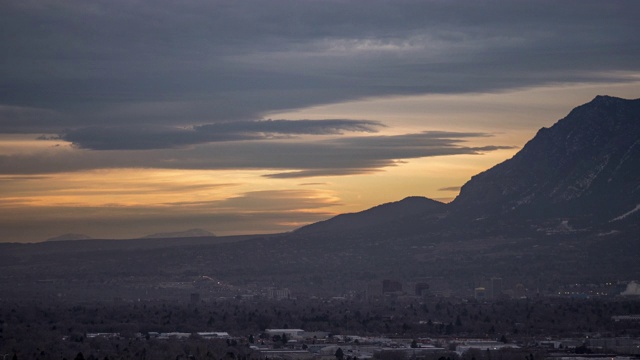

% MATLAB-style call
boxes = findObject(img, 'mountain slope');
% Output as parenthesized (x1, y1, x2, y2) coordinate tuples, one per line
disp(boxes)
(296, 196, 446, 235)
(301, 95, 640, 236)
(451, 95, 640, 228)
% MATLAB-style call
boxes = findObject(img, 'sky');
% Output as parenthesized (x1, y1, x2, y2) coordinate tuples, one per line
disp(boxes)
(1, 0, 639, 242)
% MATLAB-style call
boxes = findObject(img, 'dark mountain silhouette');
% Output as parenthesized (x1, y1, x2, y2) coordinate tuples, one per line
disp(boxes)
(300, 95, 640, 237)
(452, 95, 640, 227)
(296, 196, 446, 235)
(141, 228, 216, 239)
(3, 95, 639, 301)
(45, 233, 93, 242)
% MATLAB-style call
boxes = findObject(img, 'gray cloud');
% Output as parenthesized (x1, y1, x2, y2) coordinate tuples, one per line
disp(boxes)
(0, 131, 514, 177)
(439, 186, 463, 192)
(263, 169, 380, 179)
(1, 1, 639, 135)
(58, 119, 383, 150)
(210, 190, 342, 211)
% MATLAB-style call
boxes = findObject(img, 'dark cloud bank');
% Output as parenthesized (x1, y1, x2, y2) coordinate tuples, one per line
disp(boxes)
(0, 0, 638, 175)
(58, 119, 384, 150)
(2, 1, 639, 130)
(0, 131, 514, 177)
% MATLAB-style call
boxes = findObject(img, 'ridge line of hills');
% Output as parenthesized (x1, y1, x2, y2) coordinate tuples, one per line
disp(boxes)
(1, 95, 638, 300)
(297, 95, 640, 237)
(40, 95, 640, 246)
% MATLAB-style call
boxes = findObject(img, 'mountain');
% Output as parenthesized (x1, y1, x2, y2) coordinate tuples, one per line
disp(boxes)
(300, 95, 640, 237)
(141, 228, 216, 239)
(45, 233, 93, 242)
(296, 196, 446, 235)
(4, 95, 640, 302)
(451, 95, 640, 229)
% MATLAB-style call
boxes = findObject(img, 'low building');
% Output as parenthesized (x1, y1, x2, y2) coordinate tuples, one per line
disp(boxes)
(612, 315, 640, 321)
(259, 349, 314, 359)
(266, 329, 306, 339)
(456, 341, 519, 354)
(198, 332, 230, 339)
(267, 287, 291, 300)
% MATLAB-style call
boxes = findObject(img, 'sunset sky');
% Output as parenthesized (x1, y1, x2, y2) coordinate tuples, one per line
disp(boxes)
(1, 1, 639, 242)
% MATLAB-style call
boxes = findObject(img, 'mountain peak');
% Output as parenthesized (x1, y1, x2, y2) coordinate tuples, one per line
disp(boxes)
(295, 196, 445, 235)
(592, 94, 625, 102)
(451, 95, 640, 226)
(572, 95, 637, 118)
(593, 94, 616, 101)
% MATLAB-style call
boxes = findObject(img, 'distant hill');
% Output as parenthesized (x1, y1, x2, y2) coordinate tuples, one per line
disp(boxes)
(296, 196, 446, 235)
(45, 233, 93, 242)
(141, 228, 216, 239)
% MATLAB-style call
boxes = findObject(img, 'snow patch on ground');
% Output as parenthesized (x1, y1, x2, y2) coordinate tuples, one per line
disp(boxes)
(610, 203, 640, 222)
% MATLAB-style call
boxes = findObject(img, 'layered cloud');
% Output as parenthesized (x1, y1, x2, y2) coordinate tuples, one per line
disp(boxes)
(0, 131, 514, 177)
(1, 0, 639, 135)
(1, 0, 638, 173)
(57, 119, 383, 150)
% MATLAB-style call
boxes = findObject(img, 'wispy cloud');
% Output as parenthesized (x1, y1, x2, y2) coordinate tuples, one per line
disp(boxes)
(1, 131, 514, 177)
(55, 119, 383, 150)
(438, 186, 462, 192)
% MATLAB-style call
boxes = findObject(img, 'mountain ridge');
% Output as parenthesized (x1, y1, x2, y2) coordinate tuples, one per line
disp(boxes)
(299, 95, 640, 236)
(451, 95, 640, 225)
(45, 233, 93, 242)
(141, 228, 216, 239)
(3, 95, 640, 301)
(295, 196, 445, 235)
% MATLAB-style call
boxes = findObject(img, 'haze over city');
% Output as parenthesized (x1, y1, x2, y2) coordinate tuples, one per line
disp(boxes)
(1, 1, 639, 242)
